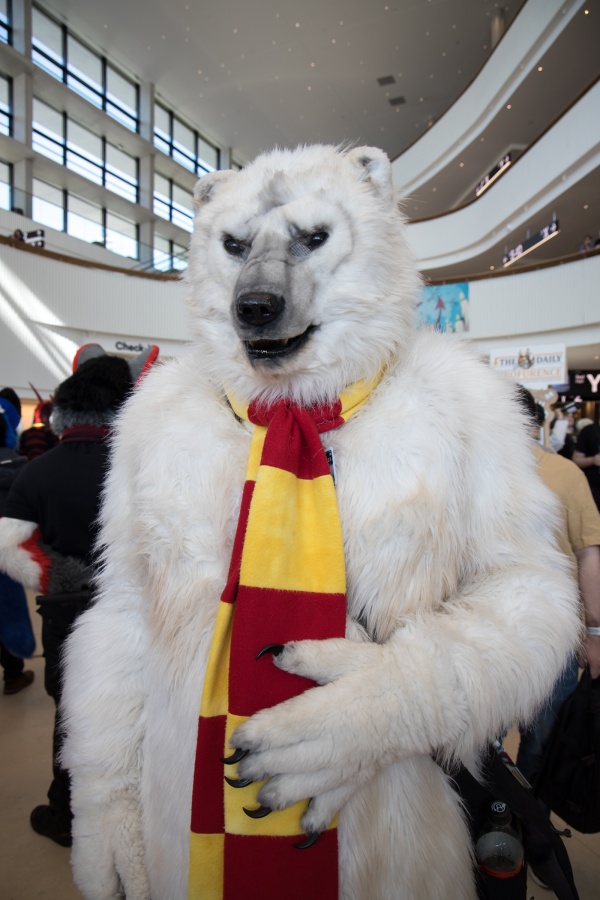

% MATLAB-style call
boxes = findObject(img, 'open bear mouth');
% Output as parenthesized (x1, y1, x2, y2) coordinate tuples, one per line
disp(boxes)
(244, 326, 314, 361)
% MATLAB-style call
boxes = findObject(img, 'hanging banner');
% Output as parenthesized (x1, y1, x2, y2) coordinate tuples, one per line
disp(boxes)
(489, 343, 567, 387)
(416, 282, 469, 333)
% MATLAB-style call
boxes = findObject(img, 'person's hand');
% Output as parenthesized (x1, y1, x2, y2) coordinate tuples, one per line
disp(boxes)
(593, 453, 600, 467)
(578, 634, 600, 679)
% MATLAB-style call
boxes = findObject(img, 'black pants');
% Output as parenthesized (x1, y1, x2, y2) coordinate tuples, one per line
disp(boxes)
(0, 641, 24, 681)
(36, 592, 92, 825)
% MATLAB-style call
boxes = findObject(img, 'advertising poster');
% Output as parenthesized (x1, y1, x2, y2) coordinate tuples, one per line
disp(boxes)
(416, 282, 469, 333)
(488, 344, 567, 388)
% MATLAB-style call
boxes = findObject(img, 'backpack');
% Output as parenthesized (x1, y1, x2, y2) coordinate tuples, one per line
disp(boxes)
(534, 668, 600, 834)
(449, 743, 579, 900)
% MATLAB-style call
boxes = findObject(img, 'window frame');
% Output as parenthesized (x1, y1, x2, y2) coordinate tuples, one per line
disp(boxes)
(31, 5, 139, 133)
(0, 71, 12, 137)
(32, 98, 140, 203)
(153, 172, 194, 232)
(153, 101, 219, 176)
(0, 0, 12, 45)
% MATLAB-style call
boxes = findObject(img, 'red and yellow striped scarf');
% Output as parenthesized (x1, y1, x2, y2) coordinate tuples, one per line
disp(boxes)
(188, 377, 379, 899)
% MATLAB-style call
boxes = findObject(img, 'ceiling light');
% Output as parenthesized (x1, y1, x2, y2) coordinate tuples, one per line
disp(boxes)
(584, 204, 589, 209)
(490, 266, 495, 270)
(506, 104, 512, 109)
(538, 66, 543, 71)
(459, 162, 464, 168)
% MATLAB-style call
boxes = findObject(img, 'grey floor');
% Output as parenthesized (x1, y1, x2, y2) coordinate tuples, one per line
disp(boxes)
(1, 593, 599, 899)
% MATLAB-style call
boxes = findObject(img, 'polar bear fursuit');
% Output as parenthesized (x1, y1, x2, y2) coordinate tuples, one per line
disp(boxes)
(62, 145, 580, 899)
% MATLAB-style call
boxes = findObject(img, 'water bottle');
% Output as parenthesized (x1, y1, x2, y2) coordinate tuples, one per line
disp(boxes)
(475, 800, 524, 879)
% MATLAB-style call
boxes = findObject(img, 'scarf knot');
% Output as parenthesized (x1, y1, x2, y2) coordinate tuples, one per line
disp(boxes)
(247, 396, 343, 434)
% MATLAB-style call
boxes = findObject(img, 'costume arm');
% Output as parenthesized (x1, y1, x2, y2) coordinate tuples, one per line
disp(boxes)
(575, 544, 600, 678)
(0, 517, 47, 590)
(233, 450, 581, 833)
(0, 517, 92, 594)
(60, 445, 150, 899)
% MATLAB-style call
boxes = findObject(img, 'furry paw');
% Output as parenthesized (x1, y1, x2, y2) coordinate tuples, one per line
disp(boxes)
(274, 636, 383, 684)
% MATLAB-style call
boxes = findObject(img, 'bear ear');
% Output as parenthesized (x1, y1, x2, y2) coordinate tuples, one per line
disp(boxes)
(345, 146, 394, 204)
(193, 170, 237, 210)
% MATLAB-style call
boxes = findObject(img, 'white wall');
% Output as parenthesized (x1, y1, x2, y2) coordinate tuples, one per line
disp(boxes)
(0, 242, 188, 396)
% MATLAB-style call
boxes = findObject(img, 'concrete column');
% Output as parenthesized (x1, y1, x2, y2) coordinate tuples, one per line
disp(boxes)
(138, 81, 155, 144)
(12, 158, 33, 216)
(10, 0, 32, 58)
(220, 147, 232, 170)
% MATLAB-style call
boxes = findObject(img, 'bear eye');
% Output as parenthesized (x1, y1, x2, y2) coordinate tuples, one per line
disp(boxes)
(306, 231, 329, 251)
(223, 235, 247, 257)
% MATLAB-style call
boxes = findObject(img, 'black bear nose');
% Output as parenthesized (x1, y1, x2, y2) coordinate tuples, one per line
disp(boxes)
(236, 292, 285, 327)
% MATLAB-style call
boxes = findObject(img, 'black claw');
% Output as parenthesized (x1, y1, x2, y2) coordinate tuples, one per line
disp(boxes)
(294, 832, 321, 849)
(220, 748, 249, 765)
(243, 804, 273, 819)
(256, 643, 285, 660)
(224, 776, 253, 788)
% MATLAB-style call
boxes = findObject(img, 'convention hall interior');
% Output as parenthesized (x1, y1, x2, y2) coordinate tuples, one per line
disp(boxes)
(1, 0, 599, 897)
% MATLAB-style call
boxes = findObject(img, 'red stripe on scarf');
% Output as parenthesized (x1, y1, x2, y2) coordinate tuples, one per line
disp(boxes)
(229, 586, 346, 716)
(223, 830, 338, 899)
(190, 714, 227, 833)
(221, 480, 255, 605)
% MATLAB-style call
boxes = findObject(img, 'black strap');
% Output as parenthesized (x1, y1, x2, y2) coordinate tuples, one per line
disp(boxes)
(459, 746, 579, 900)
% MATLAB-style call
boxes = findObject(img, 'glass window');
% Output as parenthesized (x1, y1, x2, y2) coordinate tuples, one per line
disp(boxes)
(106, 210, 137, 258)
(32, 98, 65, 164)
(154, 104, 170, 138)
(153, 174, 193, 231)
(106, 66, 137, 131)
(153, 235, 188, 271)
(172, 241, 188, 270)
(66, 35, 102, 107)
(0, 159, 11, 210)
(105, 143, 137, 202)
(32, 8, 138, 132)
(153, 172, 171, 220)
(67, 194, 103, 245)
(0, 0, 10, 44)
(172, 183, 193, 232)
(154, 103, 219, 175)
(32, 7, 63, 78)
(66, 120, 103, 184)
(153, 234, 171, 271)
(32, 178, 64, 231)
(0, 73, 10, 136)
(198, 136, 218, 173)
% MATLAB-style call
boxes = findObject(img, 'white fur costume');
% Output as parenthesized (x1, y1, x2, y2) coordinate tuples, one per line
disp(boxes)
(61, 145, 581, 900)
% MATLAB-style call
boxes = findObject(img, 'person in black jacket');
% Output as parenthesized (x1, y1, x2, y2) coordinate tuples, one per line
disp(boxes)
(0, 387, 34, 694)
(0, 345, 158, 846)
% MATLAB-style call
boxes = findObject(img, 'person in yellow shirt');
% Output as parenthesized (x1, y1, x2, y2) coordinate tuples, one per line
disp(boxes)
(514, 387, 600, 788)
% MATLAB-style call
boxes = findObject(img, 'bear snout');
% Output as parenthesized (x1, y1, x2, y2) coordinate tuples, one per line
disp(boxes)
(236, 292, 285, 327)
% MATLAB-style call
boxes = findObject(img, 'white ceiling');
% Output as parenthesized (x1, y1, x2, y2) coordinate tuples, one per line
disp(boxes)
(42, 0, 526, 164)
